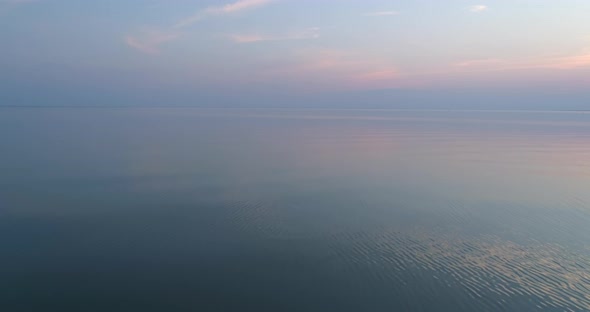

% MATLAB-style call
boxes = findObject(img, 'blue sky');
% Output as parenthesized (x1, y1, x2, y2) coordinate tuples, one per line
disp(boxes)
(2, 0, 590, 108)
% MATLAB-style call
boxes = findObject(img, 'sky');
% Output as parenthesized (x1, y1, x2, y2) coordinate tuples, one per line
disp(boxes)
(2, 0, 590, 109)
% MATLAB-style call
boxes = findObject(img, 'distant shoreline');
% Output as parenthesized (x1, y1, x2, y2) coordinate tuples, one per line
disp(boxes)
(1, 106, 589, 114)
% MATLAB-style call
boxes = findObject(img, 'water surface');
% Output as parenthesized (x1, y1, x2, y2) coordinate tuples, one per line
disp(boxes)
(1, 108, 590, 311)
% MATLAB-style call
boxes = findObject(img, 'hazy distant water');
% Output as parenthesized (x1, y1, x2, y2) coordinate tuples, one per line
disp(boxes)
(1, 108, 590, 311)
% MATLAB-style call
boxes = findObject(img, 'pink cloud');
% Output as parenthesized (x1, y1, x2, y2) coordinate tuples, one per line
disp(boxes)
(175, 0, 273, 28)
(454, 59, 505, 68)
(229, 27, 320, 43)
(454, 52, 590, 72)
(206, 0, 273, 15)
(546, 53, 590, 69)
(230, 34, 268, 43)
(128, 0, 274, 53)
(257, 49, 407, 90)
(125, 31, 181, 55)
(356, 70, 399, 82)
(238, 48, 590, 91)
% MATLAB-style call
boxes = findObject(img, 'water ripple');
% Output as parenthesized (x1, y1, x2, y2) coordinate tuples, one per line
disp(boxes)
(326, 229, 590, 311)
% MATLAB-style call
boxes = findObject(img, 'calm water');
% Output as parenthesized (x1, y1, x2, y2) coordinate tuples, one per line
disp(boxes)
(1, 108, 590, 311)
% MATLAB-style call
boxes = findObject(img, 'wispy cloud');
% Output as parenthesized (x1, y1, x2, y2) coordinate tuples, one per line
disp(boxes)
(364, 10, 399, 17)
(454, 58, 504, 68)
(264, 48, 590, 91)
(550, 53, 590, 69)
(230, 27, 320, 43)
(207, 0, 273, 15)
(259, 49, 405, 90)
(469, 5, 488, 13)
(127, 0, 274, 54)
(175, 0, 273, 29)
(355, 69, 400, 83)
(454, 52, 590, 72)
(125, 30, 181, 54)
(230, 34, 268, 43)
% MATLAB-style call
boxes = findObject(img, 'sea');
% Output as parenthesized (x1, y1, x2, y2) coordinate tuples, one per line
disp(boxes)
(1, 107, 589, 311)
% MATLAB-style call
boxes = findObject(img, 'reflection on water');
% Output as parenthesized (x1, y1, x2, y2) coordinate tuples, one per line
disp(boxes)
(1, 108, 589, 311)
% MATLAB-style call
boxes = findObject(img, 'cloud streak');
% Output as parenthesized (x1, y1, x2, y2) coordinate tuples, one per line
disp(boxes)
(127, 0, 274, 54)
(230, 28, 320, 43)
(125, 30, 181, 54)
(259, 49, 405, 90)
(175, 0, 273, 29)
(207, 0, 273, 15)
(469, 5, 488, 13)
(454, 52, 590, 72)
(364, 11, 399, 17)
